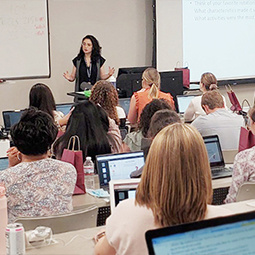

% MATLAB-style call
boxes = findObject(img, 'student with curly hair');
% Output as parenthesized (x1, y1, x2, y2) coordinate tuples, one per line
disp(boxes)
(90, 80, 125, 125)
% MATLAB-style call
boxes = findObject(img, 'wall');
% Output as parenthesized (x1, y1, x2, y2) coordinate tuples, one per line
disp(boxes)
(0, 0, 153, 125)
(0, 0, 254, 127)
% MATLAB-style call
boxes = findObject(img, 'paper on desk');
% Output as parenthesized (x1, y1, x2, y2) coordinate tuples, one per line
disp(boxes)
(86, 189, 110, 198)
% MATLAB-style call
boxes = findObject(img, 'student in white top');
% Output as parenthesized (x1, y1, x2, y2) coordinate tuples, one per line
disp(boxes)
(184, 72, 227, 122)
(94, 123, 231, 255)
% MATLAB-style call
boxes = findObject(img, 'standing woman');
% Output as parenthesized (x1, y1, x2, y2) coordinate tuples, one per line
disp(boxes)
(63, 35, 115, 92)
(127, 67, 175, 125)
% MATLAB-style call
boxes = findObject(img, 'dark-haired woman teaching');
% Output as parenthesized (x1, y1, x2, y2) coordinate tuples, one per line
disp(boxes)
(63, 35, 115, 92)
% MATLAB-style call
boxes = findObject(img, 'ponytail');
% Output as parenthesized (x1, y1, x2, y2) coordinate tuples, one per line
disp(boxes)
(148, 83, 159, 99)
(209, 84, 218, 90)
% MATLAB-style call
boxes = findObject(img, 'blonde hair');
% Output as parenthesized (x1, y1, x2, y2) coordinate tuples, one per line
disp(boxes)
(201, 90, 224, 110)
(136, 123, 212, 227)
(142, 68, 161, 99)
(201, 72, 218, 91)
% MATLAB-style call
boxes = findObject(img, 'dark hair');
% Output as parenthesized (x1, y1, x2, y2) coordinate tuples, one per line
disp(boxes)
(77, 35, 101, 62)
(90, 80, 119, 125)
(11, 108, 58, 155)
(53, 101, 111, 162)
(29, 83, 56, 119)
(148, 109, 181, 138)
(138, 99, 172, 137)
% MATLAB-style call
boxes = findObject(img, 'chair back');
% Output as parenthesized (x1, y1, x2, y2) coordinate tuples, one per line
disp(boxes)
(15, 205, 98, 234)
(236, 182, 255, 202)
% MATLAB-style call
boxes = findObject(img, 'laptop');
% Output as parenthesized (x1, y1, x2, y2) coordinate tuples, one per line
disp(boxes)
(56, 103, 73, 115)
(95, 151, 144, 189)
(118, 98, 131, 116)
(203, 135, 233, 179)
(0, 157, 9, 171)
(146, 210, 255, 255)
(109, 179, 141, 212)
(2, 110, 25, 132)
(176, 95, 195, 114)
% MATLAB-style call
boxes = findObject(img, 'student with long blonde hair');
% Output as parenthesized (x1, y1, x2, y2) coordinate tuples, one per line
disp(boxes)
(94, 123, 230, 255)
(127, 67, 175, 125)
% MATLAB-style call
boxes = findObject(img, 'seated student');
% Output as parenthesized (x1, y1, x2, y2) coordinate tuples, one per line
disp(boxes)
(29, 83, 71, 132)
(128, 67, 175, 125)
(90, 80, 126, 125)
(53, 101, 120, 162)
(94, 123, 231, 255)
(130, 109, 181, 178)
(192, 90, 244, 150)
(0, 108, 77, 223)
(184, 72, 227, 122)
(225, 105, 255, 203)
(123, 99, 172, 152)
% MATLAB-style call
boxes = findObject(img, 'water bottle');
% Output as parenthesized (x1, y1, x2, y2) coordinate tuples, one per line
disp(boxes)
(0, 186, 7, 255)
(84, 157, 95, 189)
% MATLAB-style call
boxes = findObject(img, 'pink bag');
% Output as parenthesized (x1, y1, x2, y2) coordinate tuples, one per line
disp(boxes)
(238, 127, 255, 152)
(61, 135, 86, 195)
(175, 62, 190, 89)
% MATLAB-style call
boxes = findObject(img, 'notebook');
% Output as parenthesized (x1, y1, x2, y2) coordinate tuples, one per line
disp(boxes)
(0, 157, 9, 171)
(2, 110, 24, 131)
(118, 98, 131, 116)
(203, 135, 233, 179)
(109, 179, 141, 212)
(176, 95, 195, 114)
(55, 103, 73, 115)
(95, 151, 144, 188)
(146, 210, 255, 255)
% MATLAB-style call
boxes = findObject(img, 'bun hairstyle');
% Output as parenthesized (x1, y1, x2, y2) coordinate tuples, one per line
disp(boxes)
(142, 68, 161, 99)
(200, 72, 218, 91)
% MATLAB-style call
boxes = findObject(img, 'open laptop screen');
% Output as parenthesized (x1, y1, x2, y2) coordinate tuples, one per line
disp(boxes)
(55, 103, 73, 116)
(96, 151, 144, 187)
(176, 95, 195, 114)
(118, 98, 131, 116)
(2, 110, 24, 131)
(203, 135, 225, 168)
(146, 211, 255, 255)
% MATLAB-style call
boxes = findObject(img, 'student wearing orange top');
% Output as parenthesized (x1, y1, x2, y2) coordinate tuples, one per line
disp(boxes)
(127, 67, 175, 125)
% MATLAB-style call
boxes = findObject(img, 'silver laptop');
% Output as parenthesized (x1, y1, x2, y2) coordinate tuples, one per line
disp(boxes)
(109, 179, 141, 212)
(118, 98, 131, 116)
(95, 151, 144, 188)
(176, 95, 195, 114)
(0, 157, 9, 171)
(203, 135, 233, 179)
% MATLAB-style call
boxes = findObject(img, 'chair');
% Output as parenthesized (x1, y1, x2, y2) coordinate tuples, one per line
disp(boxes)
(15, 205, 98, 234)
(236, 182, 255, 202)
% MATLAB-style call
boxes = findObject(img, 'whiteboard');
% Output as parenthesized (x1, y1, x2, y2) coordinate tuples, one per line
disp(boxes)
(0, 0, 50, 80)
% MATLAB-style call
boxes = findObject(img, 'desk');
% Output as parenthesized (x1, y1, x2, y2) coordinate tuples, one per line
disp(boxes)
(26, 227, 101, 255)
(221, 199, 255, 214)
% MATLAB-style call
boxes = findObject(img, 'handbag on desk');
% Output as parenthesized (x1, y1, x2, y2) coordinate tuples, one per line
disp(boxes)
(175, 62, 190, 89)
(61, 135, 86, 195)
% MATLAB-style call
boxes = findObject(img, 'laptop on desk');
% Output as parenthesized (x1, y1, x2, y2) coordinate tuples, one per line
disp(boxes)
(203, 135, 233, 179)
(176, 95, 195, 115)
(146, 210, 255, 255)
(95, 151, 144, 190)
(2, 110, 25, 132)
(56, 103, 73, 115)
(118, 98, 131, 116)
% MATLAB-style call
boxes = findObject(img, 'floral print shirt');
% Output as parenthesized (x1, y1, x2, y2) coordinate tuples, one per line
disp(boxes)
(0, 158, 77, 223)
(225, 146, 255, 203)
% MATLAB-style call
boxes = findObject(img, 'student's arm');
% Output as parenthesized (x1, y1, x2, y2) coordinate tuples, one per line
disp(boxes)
(184, 100, 196, 122)
(94, 234, 116, 255)
(63, 65, 76, 82)
(127, 95, 138, 125)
